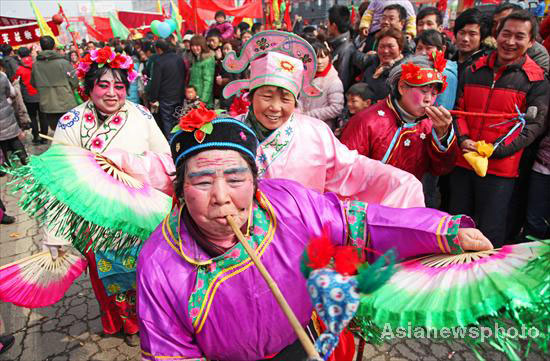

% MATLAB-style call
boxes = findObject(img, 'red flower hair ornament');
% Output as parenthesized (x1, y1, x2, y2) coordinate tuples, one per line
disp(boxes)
(172, 103, 217, 143)
(229, 93, 251, 116)
(400, 50, 448, 94)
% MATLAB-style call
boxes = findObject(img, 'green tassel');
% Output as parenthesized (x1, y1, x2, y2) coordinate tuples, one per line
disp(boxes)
(300, 250, 313, 279)
(2, 160, 146, 256)
(350, 317, 385, 345)
(356, 249, 397, 295)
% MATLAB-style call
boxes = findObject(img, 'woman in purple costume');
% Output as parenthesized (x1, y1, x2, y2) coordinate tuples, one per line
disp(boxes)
(136, 113, 493, 361)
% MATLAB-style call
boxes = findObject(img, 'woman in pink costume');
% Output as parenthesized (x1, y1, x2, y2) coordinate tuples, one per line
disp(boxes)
(222, 31, 425, 208)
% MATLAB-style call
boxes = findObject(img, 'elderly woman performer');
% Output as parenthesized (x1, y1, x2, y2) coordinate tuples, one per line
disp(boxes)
(136, 111, 493, 361)
(341, 52, 458, 181)
(50, 47, 174, 345)
(222, 30, 425, 208)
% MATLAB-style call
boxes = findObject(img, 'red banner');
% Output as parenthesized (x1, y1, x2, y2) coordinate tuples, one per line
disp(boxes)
(0, 21, 60, 46)
(196, 0, 263, 19)
(0, 16, 34, 27)
(117, 10, 165, 29)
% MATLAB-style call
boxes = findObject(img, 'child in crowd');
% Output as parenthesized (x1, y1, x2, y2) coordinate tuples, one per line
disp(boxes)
(206, 11, 234, 41)
(183, 85, 201, 110)
(335, 82, 375, 136)
(347, 82, 375, 115)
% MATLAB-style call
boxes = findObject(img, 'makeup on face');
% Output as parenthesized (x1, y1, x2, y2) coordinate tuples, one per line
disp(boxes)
(183, 150, 254, 241)
(399, 84, 438, 117)
(252, 86, 295, 130)
(90, 70, 127, 115)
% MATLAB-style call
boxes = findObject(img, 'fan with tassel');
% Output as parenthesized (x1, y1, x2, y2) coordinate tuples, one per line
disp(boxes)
(0, 250, 87, 308)
(2, 144, 172, 254)
(354, 241, 550, 361)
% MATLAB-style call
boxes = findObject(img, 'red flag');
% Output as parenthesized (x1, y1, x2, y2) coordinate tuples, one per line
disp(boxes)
(179, 0, 208, 33)
(85, 21, 108, 42)
(91, 16, 114, 40)
(350, 6, 356, 27)
(117, 10, 164, 29)
(58, 4, 81, 56)
(283, 0, 291, 31)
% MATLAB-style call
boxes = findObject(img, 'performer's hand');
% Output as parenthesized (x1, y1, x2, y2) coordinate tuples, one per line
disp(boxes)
(150, 101, 160, 114)
(460, 139, 477, 152)
(426, 105, 452, 138)
(42, 244, 61, 260)
(458, 228, 493, 251)
(41, 228, 71, 260)
(102, 148, 129, 172)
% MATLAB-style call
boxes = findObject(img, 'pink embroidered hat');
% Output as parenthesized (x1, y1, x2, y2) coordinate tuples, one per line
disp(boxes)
(222, 30, 322, 100)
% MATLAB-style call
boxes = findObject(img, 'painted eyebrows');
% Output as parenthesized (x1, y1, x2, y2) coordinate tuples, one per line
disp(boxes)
(223, 167, 249, 175)
(187, 167, 249, 177)
(188, 169, 216, 178)
(97, 80, 125, 84)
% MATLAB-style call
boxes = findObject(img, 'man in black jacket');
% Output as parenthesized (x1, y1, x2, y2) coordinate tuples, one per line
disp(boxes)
(451, 8, 492, 79)
(148, 39, 185, 138)
(328, 5, 357, 92)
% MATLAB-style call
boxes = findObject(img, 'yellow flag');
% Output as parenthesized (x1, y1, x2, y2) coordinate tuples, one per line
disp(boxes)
(243, 18, 254, 27)
(272, 0, 280, 23)
(157, 0, 163, 14)
(30, 0, 59, 45)
(170, 0, 183, 41)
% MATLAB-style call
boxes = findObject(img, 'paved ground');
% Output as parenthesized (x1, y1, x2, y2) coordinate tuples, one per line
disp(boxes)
(0, 134, 547, 361)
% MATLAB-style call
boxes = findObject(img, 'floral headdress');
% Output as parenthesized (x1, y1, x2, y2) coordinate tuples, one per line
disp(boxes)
(172, 102, 218, 143)
(169, 106, 258, 168)
(76, 46, 138, 99)
(400, 51, 448, 93)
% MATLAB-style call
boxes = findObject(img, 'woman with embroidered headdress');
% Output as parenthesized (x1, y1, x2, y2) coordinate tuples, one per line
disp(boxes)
(136, 109, 493, 361)
(47, 46, 174, 345)
(340, 53, 459, 181)
(222, 31, 424, 208)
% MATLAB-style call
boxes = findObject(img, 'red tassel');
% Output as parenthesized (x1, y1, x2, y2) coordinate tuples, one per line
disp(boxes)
(307, 232, 335, 270)
(333, 247, 361, 275)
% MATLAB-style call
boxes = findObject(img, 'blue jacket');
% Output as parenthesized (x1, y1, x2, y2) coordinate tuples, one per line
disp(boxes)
(435, 60, 458, 110)
(535, 1, 546, 17)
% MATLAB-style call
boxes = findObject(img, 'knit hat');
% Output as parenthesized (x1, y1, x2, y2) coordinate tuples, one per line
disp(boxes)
(170, 105, 258, 167)
(222, 30, 322, 100)
(400, 51, 448, 93)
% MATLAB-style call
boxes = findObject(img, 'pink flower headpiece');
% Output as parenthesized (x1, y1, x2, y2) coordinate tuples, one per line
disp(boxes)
(76, 46, 138, 84)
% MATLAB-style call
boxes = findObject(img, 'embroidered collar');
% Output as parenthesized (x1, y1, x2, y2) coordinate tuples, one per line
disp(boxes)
(81, 101, 129, 152)
(256, 114, 295, 177)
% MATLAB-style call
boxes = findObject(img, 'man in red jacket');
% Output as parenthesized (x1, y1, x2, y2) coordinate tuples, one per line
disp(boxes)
(450, 10, 550, 247)
(15, 47, 46, 144)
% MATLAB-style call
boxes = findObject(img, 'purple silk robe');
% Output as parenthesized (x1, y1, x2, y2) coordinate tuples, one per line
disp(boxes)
(137, 179, 472, 361)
